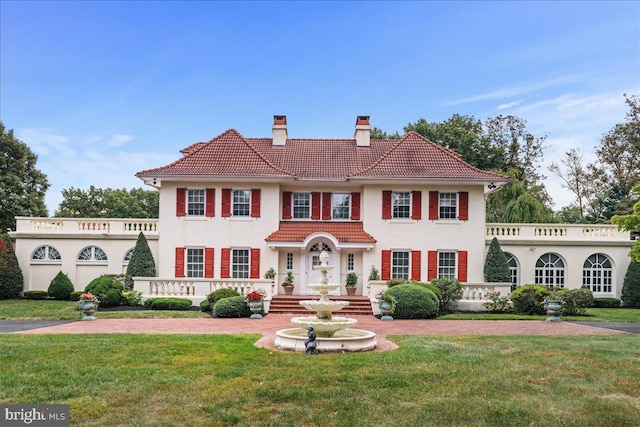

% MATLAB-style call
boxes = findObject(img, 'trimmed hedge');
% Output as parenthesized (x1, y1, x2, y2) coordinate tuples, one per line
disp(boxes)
(23, 290, 49, 300)
(47, 271, 75, 300)
(85, 276, 125, 307)
(212, 296, 252, 318)
(207, 288, 241, 305)
(200, 300, 213, 312)
(592, 297, 621, 308)
(511, 284, 550, 315)
(386, 283, 439, 319)
(144, 297, 192, 311)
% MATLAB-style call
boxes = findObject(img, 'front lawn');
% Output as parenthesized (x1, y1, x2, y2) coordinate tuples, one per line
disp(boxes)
(1, 334, 638, 426)
(440, 307, 640, 323)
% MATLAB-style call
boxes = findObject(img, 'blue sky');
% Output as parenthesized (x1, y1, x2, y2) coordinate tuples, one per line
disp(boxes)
(2, 1, 639, 213)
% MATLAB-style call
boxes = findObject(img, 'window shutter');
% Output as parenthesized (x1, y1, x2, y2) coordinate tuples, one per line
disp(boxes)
(250, 248, 260, 279)
(175, 247, 185, 278)
(427, 251, 438, 281)
(411, 250, 421, 281)
(428, 191, 439, 220)
(282, 192, 292, 219)
(176, 188, 186, 217)
(221, 248, 231, 278)
(311, 192, 321, 220)
(350, 192, 361, 220)
(221, 189, 231, 217)
(322, 192, 332, 220)
(204, 247, 214, 278)
(458, 251, 468, 282)
(205, 188, 215, 217)
(251, 189, 261, 218)
(382, 191, 392, 219)
(458, 192, 469, 221)
(381, 250, 391, 281)
(412, 191, 422, 220)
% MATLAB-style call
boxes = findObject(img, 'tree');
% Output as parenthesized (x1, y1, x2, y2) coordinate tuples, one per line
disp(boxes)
(486, 169, 555, 223)
(620, 261, 640, 307)
(611, 184, 640, 262)
(370, 127, 401, 140)
(0, 122, 50, 231)
(126, 232, 156, 282)
(55, 186, 159, 218)
(484, 237, 511, 282)
(0, 232, 24, 299)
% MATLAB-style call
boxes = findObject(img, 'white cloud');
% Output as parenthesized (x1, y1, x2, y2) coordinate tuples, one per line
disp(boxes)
(496, 100, 522, 111)
(106, 134, 135, 147)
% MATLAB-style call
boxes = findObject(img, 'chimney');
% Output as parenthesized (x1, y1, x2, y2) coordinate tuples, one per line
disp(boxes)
(272, 115, 288, 146)
(354, 115, 371, 147)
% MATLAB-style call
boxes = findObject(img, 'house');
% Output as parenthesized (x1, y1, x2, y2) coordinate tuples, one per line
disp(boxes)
(11, 116, 633, 310)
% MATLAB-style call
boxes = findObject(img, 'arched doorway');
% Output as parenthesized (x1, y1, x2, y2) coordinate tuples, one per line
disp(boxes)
(304, 242, 338, 294)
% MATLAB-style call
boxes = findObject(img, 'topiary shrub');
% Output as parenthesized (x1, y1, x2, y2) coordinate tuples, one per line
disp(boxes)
(200, 300, 213, 312)
(386, 283, 439, 319)
(212, 296, 252, 318)
(0, 232, 23, 299)
(510, 284, 550, 315)
(23, 290, 48, 300)
(621, 261, 640, 307)
(85, 276, 125, 307)
(553, 288, 594, 316)
(592, 297, 621, 308)
(47, 271, 75, 300)
(125, 232, 156, 289)
(144, 297, 192, 310)
(429, 277, 464, 314)
(484, 237, 512, 282)
(207, 288, 241, 305)
(69, 291, 84, 301)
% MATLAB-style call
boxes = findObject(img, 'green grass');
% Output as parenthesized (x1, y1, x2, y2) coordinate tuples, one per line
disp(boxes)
(0, 334, 638, 426)
(440, 307, 640, 323)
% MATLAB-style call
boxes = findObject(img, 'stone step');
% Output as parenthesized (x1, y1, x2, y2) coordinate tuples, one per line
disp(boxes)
(269, 295, 373, 315)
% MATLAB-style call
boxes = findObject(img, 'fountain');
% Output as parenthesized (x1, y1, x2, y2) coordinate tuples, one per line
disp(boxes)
(274, 251, 377, 352)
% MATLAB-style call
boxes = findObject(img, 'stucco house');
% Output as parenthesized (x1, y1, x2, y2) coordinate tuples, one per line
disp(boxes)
(11, 116, 634, 311)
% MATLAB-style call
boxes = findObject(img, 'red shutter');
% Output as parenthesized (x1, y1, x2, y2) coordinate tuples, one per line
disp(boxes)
(311, 192, 321, 220)
(221, 189, 231, 217)
(205, 188, 215, 217)
(251, 189, 261, 218)
(429, 191, 439, 220)
(204, 247, 214, 278)
(322, 192, 332, 220)
(350, 192, 361, 220)
(412, 191, 422, 220)
(458, 191, 469, 221)
(381, 250, 391, 281)
(250, 248, 260, 279)
(176, 188, 186, 217)
(221, 248, 231, 278)
(175, 247, 185, 278)
(427, 251, 438, 281)
(458, 251, 468, 282)
(282, 192, 292, 219)
(382, 190, 392, 219)
(411, 250, 421, 281)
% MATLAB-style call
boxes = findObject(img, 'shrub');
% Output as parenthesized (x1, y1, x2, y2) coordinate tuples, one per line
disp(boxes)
(125, 232, 156, 289)
(69, 291, 84, 301)
(409, 281, 442, 300)
(484, 237, 512, 282)
(207, 288, 241, 305)
(386, 278, 406, 288)
(386, 284, 439, 319)
(144, 297, 192, 310)
(552, 288, 594, 316)
(483, 291, 513, 313)
(510, 284, 550, 315)
(621, 261, 640, 307)
(47, 271, 75, 300)
(592, 297, 621, 308)
(121, 290, 143, 306)
(430, 278, 463, 314)
(0, 233, 23, 299)
(85, 276, 125, 307)
(200, 300, 213, 312)
(23, 290, 48, 300)
(212, 296, 252, 318)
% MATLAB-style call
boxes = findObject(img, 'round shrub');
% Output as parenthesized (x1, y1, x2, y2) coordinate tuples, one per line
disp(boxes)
(47, 271, 75, 300)
(212, 296, 252, 318)
(553, 288, 593, 316)
(85, 276, 125, 307)
(409, 281, 442, 300)
(23, 290, 48, 300)
(386, 278, 407, 288)
(144, 297, 192, 310)
(510, 284, 550, 315)
(592, 297, 621, 308)
(207, 288, 241, 305)
(386, 283, 439, 319)
(200, 300, 213, 312)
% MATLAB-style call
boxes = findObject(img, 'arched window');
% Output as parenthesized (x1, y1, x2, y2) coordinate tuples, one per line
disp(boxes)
(505, 253, 519, 290)
(309, 243, 331, 253)
(583, 254, 613, 293)
(123, 248, 135, 263)
(535, 253, 565, 287)
(78, 246, 108, 262)
(31, 245, 61, 262)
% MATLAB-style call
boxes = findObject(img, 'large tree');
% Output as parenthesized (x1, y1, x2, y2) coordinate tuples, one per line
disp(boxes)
(0, 122, 50, 231)
(611, 184, 640, 262)
(55, 186, 159, 218)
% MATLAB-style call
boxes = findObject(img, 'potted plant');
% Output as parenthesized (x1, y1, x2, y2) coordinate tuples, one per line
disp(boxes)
(77, 292, 99, 321)
(282, 271, 294, 295)
(345, 272, 358, 296)
(245, 290, 264, 319)
(264, 267, 276, 282)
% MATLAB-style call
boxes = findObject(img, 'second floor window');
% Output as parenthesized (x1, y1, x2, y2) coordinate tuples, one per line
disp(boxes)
(187, 189, 205, 216)
(439, 193, 457, 219)
(393, 192, 411, 219)
(293, 193, 311, 219)
(233, 190, 251, 216)
(332, 193, 350, 219)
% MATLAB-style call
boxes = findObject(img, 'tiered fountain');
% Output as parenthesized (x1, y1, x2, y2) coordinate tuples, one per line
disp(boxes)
(274, 251, 377, 352)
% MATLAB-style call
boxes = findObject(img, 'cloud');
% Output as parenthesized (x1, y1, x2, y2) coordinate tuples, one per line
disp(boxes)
(106, 134, 135, 147)
(496, 100, 522, 111)
(17, 128, 74, 157)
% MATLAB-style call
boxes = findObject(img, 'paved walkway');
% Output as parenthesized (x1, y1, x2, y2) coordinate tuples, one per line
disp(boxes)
(3, 315, 630, 352)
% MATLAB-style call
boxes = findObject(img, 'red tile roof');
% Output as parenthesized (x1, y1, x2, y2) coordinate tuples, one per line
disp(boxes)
(266, 222, 376, 243)
(137, 129, 508, 181)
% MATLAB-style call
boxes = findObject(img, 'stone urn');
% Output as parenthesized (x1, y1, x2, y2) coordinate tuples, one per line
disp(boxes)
(379, 298, 393, 321)
(79, 299, 98, 321)
(247, 301, 263, 319)
(545, 299, 563, 322)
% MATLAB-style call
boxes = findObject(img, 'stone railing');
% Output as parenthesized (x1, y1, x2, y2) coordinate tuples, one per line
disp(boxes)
(14, 217, 159, 235)
(486, 223, 630, 242)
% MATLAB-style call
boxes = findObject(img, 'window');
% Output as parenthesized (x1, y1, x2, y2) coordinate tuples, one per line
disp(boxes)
(186, 248, 204, 278)
(187, 189, 205, 216)
(232, 249, 250, 278)
(31, 245, 61, 262)
(124, 248, 135, 263)
(392, 192, 411, 219)
(232, 190, 251, 216)
(439, 193, 457, 219)
(583, 254, 612, 293)
(293, 193, 311, 219)
(392, 251, 410, 280)
(347, 253, 355, 271)
(505, 253, 519, 290)
(535, 253, 565, 287)
(438, 251, 456, 278)
(286, 252, 294, 271)
(332, 193, 350, 219)
(78, 246, 107, 262)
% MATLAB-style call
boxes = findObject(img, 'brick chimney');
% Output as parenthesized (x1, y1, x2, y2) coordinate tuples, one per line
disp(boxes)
(354, 115, 371, 147)
(272, 115, 288, 146)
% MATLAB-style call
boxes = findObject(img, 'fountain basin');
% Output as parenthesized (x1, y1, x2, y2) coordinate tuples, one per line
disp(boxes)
(299, 300, 350, 313)
(291, 316, 357, 337)
(275, 328, 377, 353)
(307, 283, 341, 293)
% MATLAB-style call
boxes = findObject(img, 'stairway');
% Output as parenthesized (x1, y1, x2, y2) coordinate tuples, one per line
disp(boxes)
(268, 295, 373, 316)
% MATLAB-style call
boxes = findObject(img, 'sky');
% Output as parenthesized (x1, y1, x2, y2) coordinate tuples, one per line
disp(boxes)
(1, 1, 639, 214)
